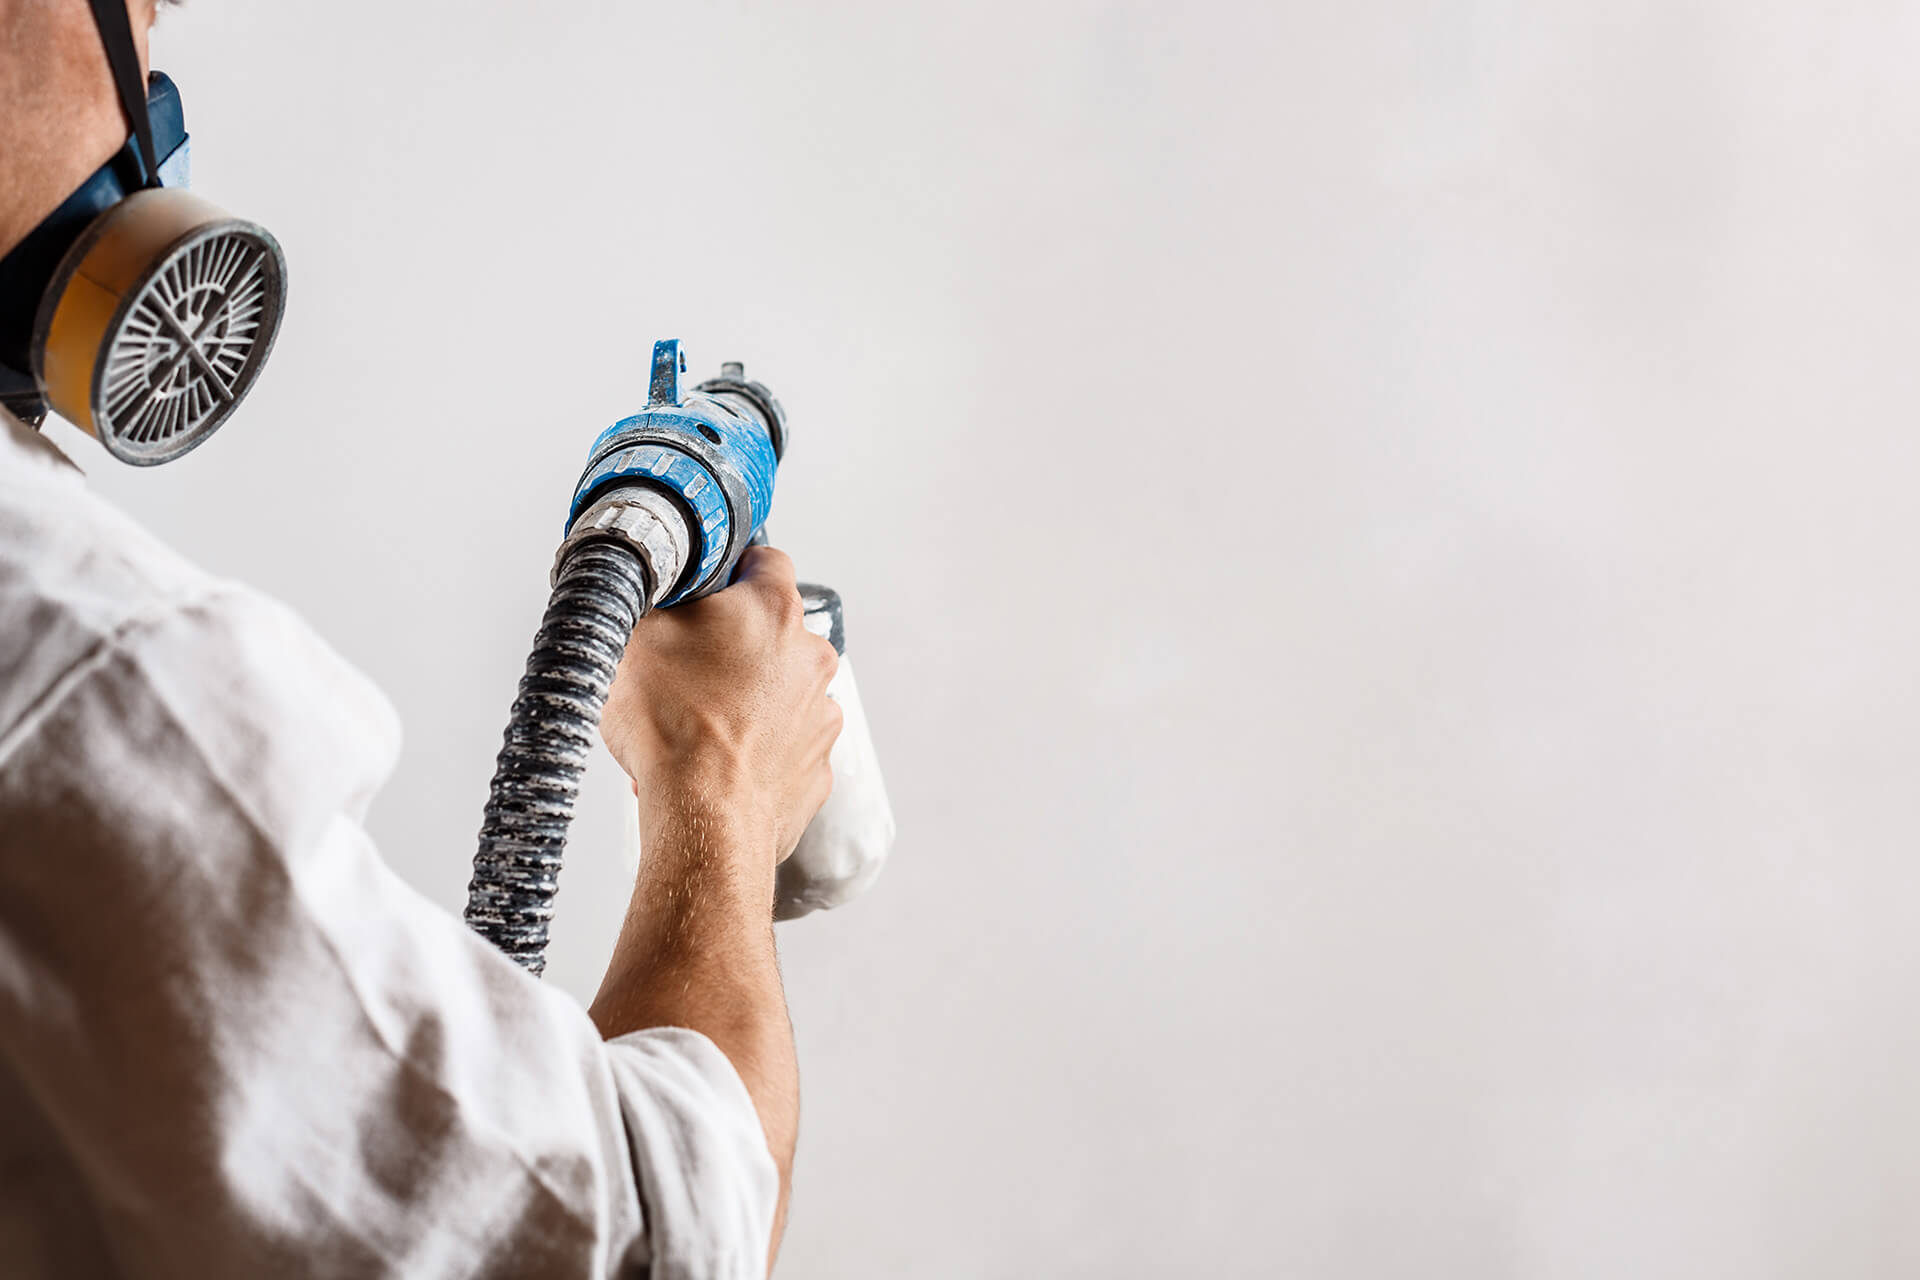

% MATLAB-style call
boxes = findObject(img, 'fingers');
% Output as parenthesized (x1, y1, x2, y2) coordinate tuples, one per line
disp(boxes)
(776, 752, 836, 865)
(809, 758, 835, 818)
(810, 633, 839, 690)
(801, 757, 837, 842)
(805, 689, 841, 763)
(640, 546, 796, 650)
(733, 545, 808, 636)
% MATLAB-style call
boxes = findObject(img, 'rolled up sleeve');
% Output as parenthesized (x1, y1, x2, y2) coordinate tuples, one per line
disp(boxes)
(0, 582, 776, 1278)
(607, 1029, 781, 1280)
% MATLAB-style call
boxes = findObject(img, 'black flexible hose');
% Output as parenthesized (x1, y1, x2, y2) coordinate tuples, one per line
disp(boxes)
(465, 540, 650, 974)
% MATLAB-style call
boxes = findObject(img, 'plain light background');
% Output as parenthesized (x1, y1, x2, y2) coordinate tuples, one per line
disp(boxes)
(51, 1, 1920, 1275)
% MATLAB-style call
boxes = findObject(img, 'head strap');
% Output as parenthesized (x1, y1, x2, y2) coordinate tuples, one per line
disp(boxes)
(87, 0, 160, 187)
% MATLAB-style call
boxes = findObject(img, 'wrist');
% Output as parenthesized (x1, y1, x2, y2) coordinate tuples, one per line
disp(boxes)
(612, 785, 779, 990)
(635, 770, 779, 884)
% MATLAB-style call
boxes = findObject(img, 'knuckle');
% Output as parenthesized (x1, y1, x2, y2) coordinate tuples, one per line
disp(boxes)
(747, 545, 796, 580)
(766, 583, 805, 627)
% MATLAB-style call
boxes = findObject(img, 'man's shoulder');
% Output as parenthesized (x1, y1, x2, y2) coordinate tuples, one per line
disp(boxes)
(0, 410, 238, 739)
(1, 405, 225, 572)
(0, 410, 403, 835)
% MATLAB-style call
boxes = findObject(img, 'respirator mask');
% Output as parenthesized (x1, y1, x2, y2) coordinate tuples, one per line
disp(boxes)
(0, 0, 286, 464)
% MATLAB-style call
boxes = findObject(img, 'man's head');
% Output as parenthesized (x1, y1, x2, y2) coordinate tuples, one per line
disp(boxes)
(0, 0, 287, 464)
(0, 0, 162, 261)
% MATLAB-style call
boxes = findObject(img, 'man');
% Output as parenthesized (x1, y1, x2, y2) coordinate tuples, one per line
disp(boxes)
(0, 1, 841, 1276)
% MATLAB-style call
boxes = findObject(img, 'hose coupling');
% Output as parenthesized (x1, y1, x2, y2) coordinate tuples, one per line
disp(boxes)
(551, 485, 691, 607)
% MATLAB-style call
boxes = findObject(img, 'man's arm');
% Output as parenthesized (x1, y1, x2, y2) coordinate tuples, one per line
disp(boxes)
(0, 570, 784, 1278)
(589, 546, 842, 1273)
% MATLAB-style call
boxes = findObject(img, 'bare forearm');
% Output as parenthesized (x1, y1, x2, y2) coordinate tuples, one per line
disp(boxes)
(589, 788, 799, 1269)
(590, 547, 838, 1273)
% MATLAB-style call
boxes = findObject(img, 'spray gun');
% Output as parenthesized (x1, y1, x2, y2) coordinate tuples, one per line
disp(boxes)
(465, 339, 894, 974)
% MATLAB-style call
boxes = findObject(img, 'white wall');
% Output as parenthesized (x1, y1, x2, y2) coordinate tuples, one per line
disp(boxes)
(62, 1, 1920, 1275)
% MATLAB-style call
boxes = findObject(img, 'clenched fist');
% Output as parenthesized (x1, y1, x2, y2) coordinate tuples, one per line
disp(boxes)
(600, 545, 843, 867)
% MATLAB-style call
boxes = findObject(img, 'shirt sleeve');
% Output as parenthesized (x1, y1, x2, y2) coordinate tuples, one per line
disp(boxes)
(0, 583, 777, 1279)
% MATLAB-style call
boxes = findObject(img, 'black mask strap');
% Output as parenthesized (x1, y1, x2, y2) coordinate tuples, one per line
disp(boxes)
(87, 0, 160, 187)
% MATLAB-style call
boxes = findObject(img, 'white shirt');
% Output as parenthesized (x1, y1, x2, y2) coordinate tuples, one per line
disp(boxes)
(0, 412, 777, 1278)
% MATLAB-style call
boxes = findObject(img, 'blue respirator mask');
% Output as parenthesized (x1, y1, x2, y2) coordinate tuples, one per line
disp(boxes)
(0, 0, 286, 464)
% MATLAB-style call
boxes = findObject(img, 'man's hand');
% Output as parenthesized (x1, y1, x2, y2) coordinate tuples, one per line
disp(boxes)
(600, 545, 843, 868)
(590, 544, 840, 1274)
